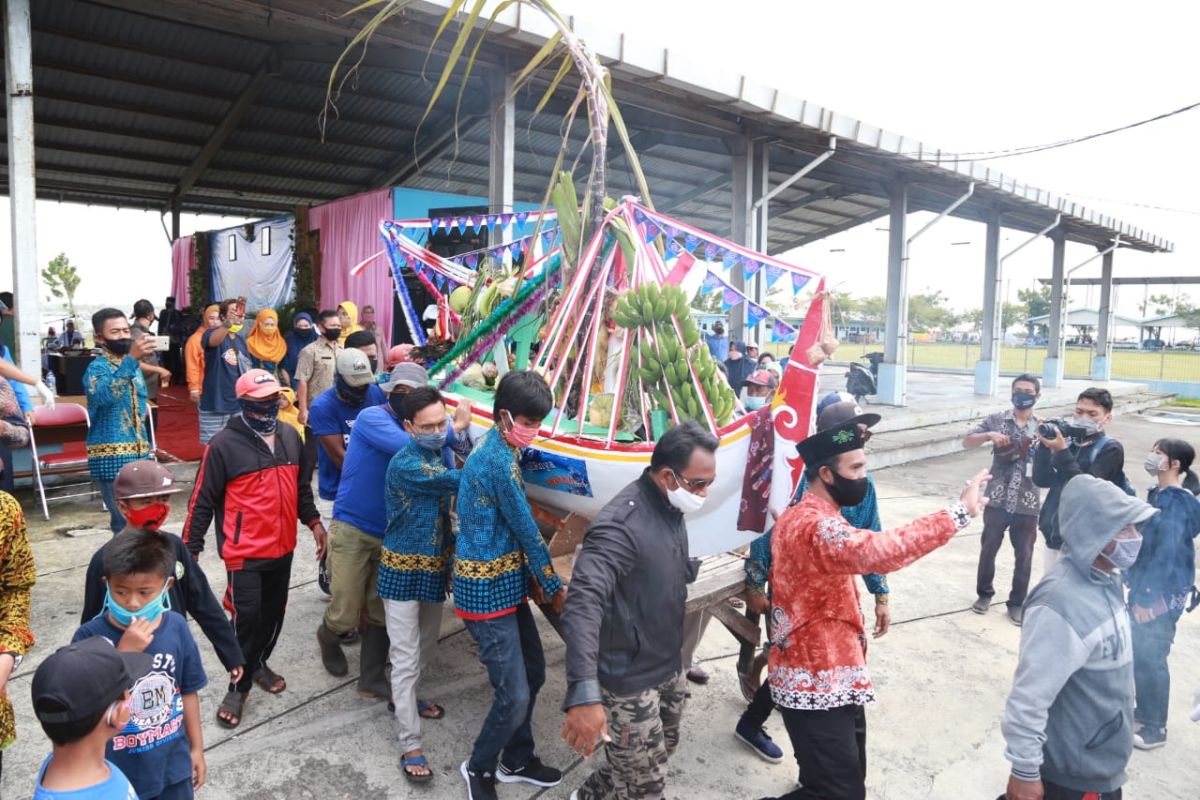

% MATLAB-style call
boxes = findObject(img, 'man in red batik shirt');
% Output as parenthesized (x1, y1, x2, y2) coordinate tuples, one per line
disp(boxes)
(761, 421, 990, 800)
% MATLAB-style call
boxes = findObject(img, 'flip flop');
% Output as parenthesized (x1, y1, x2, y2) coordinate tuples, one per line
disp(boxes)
(401, 753, 433, 784)
(418, 700, 445, 719)
(216, 690, 247, 729)
(252, 666, 287, 694)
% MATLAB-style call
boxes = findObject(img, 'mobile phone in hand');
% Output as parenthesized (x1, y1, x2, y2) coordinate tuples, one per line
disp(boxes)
(235, 296, 247, 318)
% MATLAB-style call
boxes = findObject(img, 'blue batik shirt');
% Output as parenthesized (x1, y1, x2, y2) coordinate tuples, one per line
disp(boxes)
(745, 474, 890, 596)
(84, 353, 149, 481)
(453, 426, 562, 618)
(378, 441, 462, 605)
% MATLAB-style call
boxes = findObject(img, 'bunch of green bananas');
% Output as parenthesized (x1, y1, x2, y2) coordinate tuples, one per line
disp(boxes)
(612, 283, 691, 330)
(636, 324, 737, 427)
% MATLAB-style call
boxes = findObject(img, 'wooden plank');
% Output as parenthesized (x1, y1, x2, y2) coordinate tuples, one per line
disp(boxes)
(709, 597, 760, 647)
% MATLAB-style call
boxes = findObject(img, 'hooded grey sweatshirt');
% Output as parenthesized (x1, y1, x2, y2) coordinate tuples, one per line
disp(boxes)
(1001, 474, 1156, 793)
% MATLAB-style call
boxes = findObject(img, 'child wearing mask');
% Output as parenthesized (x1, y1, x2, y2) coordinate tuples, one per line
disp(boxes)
(72, 530, 209, 800)
(31, 638, 152, 799)
(80, 461, 244, 724)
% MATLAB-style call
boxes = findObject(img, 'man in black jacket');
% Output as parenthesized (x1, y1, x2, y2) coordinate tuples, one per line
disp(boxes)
(80, 460, 245, 695)
(560, 421, 718, 800)
(183, 369, 325, 729)
(1033, 387, 1129, 571)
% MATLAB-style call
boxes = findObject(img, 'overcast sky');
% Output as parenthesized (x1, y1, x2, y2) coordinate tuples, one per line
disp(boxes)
(2, 0, 1194, 325)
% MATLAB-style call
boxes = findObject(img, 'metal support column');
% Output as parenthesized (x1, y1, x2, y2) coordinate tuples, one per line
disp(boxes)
(487, 68, 514, 214)
(974, 210, 1003, 395)
(170, 201, 181, 241)
(1092, 248, 1115, 381)
(750, 139, 770, 345)
(5, 0, 40, 379)
(1044, 229, 1067, 388)
(729, 135, 753, 340)
(878, 180, 909, 405)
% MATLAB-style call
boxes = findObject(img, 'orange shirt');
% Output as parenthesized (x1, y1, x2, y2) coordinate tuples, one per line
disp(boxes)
(767, 492, 967, 711)
(185, 327, 207, 393)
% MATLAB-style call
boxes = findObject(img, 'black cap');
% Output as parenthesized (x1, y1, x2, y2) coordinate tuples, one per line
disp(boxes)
(816, 401, 881, 432)
(796, 421, 865, 466)
(32, 638, 153, 724)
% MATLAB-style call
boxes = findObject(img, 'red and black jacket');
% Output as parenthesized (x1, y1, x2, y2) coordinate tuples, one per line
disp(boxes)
(183, 415, 320, 571)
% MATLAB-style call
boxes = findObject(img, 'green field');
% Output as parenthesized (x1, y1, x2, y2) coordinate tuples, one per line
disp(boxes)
(761, 341, 1200, 383)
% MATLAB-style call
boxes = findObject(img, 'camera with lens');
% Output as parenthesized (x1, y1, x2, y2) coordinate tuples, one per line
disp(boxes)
(1037, 417, 1087, 442)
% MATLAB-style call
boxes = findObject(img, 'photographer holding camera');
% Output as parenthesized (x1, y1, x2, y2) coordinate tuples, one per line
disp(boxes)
(963, 374, 1042, 625)
(1033, 387, 1131, 571)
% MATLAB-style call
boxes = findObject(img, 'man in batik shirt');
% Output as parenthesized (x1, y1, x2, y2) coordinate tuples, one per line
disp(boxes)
(762, 421, 989, 800)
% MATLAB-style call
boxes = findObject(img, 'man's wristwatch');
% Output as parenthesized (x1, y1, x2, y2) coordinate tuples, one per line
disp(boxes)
(874, 594, 889, 606)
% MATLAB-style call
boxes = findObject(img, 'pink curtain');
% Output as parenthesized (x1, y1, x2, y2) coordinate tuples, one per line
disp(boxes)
(170, 235, 196, 309)
(310, 189, 393, 347)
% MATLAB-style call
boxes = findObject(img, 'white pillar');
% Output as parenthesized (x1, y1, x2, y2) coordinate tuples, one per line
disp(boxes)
(5, 0, 40, 379)
(1091, 248, 1114, 381)
(487, 69, 514, 214)
(974, 210, 1002, 395)
(1044, 230, 1067, 388)
(729, 135, 753, 341)
(877, 180, 908, 405)
(751, 140, 769, 345)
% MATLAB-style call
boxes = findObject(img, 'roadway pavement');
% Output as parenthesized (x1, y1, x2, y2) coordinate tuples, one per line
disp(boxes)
(3, 409, 1198, 799)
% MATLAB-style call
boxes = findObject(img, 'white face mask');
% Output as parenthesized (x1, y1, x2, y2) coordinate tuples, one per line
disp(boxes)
(666, 471, 707, 515)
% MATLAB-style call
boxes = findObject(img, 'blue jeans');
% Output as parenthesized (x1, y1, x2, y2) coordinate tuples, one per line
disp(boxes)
(462, 603, 545, 773)
(1131, 610, 1179, 730)
(97, 479, 125, 534)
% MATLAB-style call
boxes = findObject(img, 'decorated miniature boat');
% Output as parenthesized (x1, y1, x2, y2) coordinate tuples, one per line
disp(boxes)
(374, 197, 830, 556)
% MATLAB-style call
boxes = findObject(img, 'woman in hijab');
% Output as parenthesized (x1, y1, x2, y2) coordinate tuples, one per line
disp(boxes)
(336, 301, 364, 345)
(245, 309, 288, 376)
(282, 312, 317, 388)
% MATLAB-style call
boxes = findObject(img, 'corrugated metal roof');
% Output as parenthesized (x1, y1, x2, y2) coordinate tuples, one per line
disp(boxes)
(6, 0, 1171, 255)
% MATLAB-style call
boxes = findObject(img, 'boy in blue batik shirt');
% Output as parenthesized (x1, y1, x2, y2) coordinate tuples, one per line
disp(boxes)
(454, 370, 565, 799)
(72, 529, 207, 800)
(378, 386, 466, 784)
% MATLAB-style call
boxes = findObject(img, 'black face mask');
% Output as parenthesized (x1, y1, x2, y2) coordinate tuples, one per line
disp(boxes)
(823, 469, 869, 508)
(322, 328, 341, 341)
(102, 337, 133, 356)
(335, 376, 369, 406)
(368, 357, 379, 373)
(1012, 392, 1037, 411)
(388, 392, 407, 417)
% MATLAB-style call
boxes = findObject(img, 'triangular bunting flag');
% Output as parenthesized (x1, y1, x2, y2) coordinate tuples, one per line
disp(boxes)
(703, 242, 719, 262)
(701, 271, 723, 292)
(743, 258, 763, 277)
(666, 238, 683, 258)
(765, 264, 786, 287)
(722, 250, 740, 272)
(771, 320, 797, 341)
(791, 272, 810, 294)
(683, 234, 700, 254)
(471, 217, 482, 234)
(466, 254, 478, 268)
(456, 218, 467, 235)
(746, 302, 770, 329)
(721, 287, 742, 311)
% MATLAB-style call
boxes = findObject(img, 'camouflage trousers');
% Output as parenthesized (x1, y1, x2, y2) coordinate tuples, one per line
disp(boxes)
(576, 672, 689, 800)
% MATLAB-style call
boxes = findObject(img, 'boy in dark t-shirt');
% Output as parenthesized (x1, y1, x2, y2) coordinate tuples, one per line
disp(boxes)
(73, 530, 208, 800)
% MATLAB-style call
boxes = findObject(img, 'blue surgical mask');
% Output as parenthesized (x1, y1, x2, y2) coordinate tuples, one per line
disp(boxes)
(104, 579, 172, 626)
(1104, 534, 1143, 570)
(744, 396, 766, 411)
(413, 430, 448, 452)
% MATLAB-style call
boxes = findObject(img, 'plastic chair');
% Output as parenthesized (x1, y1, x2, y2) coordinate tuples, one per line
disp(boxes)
(28, 403, 91, 520)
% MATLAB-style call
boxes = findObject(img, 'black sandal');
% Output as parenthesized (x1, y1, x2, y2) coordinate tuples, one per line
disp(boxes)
(216, 690, 248, 729)
(252, 666, 287, 694)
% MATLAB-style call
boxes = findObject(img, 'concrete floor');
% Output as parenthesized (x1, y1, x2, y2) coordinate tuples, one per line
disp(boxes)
(4, 409, 1199, 799)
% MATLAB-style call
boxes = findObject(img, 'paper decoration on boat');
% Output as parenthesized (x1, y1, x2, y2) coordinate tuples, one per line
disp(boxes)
(701, 272, 724, 292)
(765, 263, 786, 288)
(746, 302, 770, 329)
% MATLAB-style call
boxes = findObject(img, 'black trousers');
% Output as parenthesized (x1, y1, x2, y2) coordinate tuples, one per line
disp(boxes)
(976, 506, 1038, 608)
(226, 554, 293, 693)
(744, 679, 775, 729)
(1044, 781, 1122, 800)
(775, 704, 867, 800)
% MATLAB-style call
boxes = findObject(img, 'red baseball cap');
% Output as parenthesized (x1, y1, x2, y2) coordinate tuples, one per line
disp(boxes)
(235, 369, 280, 399)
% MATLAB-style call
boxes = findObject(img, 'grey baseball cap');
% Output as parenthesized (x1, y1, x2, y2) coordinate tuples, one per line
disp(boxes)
(380, 362, 430, 393)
